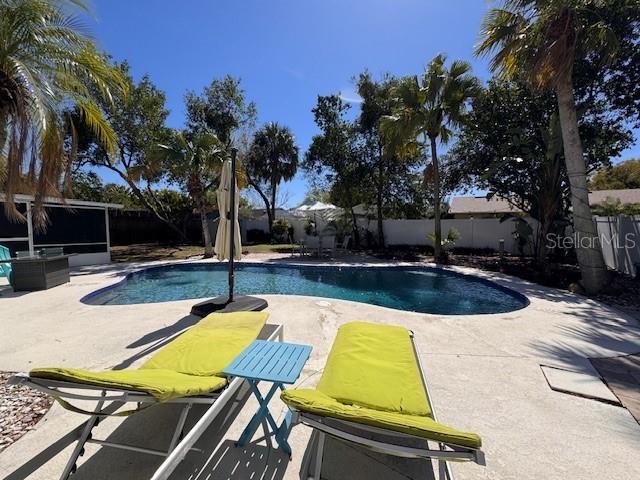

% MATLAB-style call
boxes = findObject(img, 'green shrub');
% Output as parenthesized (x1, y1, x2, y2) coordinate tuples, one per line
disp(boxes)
(303, 217, 317, 236)
(272, 218, 293, 242)
(427, 228, 460, 250)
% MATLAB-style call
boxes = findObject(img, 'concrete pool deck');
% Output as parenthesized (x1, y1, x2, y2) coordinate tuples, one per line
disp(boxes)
(0, 255, 639, 480)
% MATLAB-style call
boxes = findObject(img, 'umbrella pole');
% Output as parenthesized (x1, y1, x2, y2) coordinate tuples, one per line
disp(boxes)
(190, 147, 268, 317)
(228, 148, 237, 303)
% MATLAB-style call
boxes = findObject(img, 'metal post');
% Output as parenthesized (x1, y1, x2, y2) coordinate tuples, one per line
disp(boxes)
(104, 208, 111, 262)
(26, 202, 35, 256)
(228, 148, 237, 303)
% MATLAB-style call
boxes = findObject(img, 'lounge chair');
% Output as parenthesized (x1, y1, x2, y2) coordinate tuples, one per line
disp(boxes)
(281, 322, 485, 480)
(0, 244, 13, 285)
(10, 311, 283, 480)
(336, 235, 351, 255)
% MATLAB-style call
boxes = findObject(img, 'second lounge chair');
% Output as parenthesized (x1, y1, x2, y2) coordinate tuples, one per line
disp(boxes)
(281, 321, 485, 480)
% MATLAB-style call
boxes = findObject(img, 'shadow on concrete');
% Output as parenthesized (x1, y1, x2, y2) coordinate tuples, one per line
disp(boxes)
(300, 428, 435, 480)
(67, 384, 288, 480)
(2, 402, 124, 480)
(0, 285, 30, 299)
(191, 439, 289, 480)
(523, 298, 640, 374)
(111, 314, 199, 370)
(2, 384, 288, 480)
(506, 275, 640, 373)
(126, 315, 199, 349)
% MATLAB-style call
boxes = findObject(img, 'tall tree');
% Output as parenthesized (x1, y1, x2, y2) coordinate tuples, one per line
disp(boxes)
(356, 73, 404, 248)
(305, 95, 371, 246)
(381, 54, 479, 261)
(185, 75, 256, 145)
(590, 159, 640, 190)
(154, 131, 225, 257)
(450, 78, 631, 266)
(80, 62, 185, 238)
(0, 0, 126, 229)
(70, 171, 105, 203)
(476, 0, 638, 293)
(245, 123, 299, 235)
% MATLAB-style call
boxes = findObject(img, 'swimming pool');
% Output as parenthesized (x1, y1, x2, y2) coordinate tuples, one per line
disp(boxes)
(83, 263, 528, 315)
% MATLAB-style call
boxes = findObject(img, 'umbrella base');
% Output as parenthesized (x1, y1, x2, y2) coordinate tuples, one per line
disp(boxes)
(190, 295, 268, 318)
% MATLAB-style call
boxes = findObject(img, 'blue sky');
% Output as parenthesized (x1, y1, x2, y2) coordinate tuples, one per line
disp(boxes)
(90, 0, 639, 207)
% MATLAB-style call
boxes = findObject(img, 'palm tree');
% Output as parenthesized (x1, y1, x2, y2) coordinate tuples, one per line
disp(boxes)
(245, 123, 299, 236)
(475, 0, 619, 294)
(155, 131, 226, 258)
(381, 54, 479, 262)
(0, 0, 126, 229)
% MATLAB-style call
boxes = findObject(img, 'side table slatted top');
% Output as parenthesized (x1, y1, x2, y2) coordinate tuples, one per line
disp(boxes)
(223, 339, 313, 456)
(224, 340, 312, 384)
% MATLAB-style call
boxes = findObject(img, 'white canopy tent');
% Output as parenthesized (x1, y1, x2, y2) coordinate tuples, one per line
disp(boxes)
(295, 201, 339, 213)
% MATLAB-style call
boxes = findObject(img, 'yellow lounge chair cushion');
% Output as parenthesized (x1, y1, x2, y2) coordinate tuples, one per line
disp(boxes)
(280, 321, 481, 449)
(317, 322, 431, 416)
(31, 311, 268, 401)
(281, 388, 481, 449)
(30, 368, 227, 402)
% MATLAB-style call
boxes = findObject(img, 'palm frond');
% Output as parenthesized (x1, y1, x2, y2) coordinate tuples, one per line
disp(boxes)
(74, 99, 118, 153)
(0, 0, 126, 229)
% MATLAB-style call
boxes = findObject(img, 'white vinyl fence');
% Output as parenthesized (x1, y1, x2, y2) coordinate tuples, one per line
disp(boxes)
(242, 213, 537, 254)
(243, 216, 321, 242)
(594, 215, 640, 277)
(379, 217, 535, 252)
(242, 212, 640, 277)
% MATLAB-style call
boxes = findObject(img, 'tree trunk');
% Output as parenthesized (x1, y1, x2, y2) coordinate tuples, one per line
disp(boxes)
(555, 74, 608, 294)
(429, 136, 442, 262)
(248, 178, 273, 238)
(376, 159, 385, 249)
(349, 206, 360, 248)
(269, 181, 277, 236)
(536, 214, 551, 270)
(109, 167, 187, 243)
(200, 203, 213, 258)
(62, 115, 77, 196)
(0, 118, 7, 158)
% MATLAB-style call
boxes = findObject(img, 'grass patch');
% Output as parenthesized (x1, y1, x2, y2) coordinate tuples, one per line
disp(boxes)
(242, 243, 296, 253)
(111, 243, 296, 263)
(111, 244, 205, 263)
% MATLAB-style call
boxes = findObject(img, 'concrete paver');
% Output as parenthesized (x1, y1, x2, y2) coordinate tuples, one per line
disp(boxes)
(540, 364, 620, 403)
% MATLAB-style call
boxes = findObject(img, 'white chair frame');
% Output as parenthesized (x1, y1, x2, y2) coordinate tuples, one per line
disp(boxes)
(288, 331, 485, 480)
(9, 323, 284, 480)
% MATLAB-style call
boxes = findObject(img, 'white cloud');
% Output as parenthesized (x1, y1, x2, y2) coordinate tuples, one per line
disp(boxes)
(338, 87, 363, 104)
(283, 67, 305, 80)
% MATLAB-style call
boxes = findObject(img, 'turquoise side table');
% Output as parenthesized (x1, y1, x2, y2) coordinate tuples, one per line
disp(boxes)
(224, 339, 312, 456)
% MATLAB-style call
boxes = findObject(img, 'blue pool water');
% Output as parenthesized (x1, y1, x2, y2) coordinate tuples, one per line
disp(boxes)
(84, 263, 528, 315)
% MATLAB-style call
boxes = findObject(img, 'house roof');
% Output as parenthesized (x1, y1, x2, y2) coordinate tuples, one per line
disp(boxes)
(449, 196, 519, 215)
(0, 193, 123, 209)
(450, 189, 640, 215)
(588, 189, 640, 205)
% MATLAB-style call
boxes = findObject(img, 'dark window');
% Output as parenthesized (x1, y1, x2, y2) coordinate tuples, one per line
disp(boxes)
(58, 243, 107, 254)
(0, 240, 29, 256)
(34, 207, 106, 245)
(0, 202, 28, 238)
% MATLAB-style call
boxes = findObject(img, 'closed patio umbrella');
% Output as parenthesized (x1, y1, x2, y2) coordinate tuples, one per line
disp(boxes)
(191, 149, 268, 317)
(214, 158, 242, 262)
